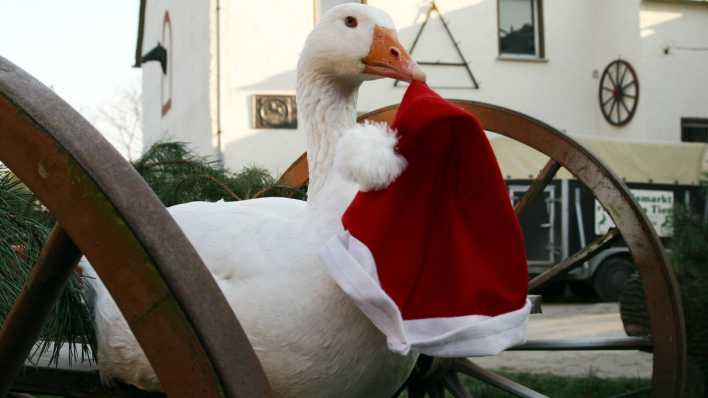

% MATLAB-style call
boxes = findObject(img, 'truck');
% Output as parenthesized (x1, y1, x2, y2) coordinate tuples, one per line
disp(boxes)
(490, 134, 708, 301)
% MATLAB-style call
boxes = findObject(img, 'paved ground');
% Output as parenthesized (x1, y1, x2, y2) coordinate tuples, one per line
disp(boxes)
(474, 303, 652, 379)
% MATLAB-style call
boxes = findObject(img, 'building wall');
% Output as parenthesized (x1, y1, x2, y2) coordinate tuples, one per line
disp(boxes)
(216, 0, 312, 176)
(639, 1, 708, 142)
(361, 0, 656, 140)
(141, 0, 215, 158)
(139, 0, 708, 175)
(359, 0, 708, 144)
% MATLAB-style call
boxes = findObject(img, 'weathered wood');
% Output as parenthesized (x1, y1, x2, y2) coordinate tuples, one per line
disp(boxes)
(0, 226, 82, 397)
(1, 55, 273, 398)
(277, 152, 309, 188)
(514, 159, 561, 217)
(442, 372, 473, 398)
(509, 336, 652, 351)
(453, 359, 548, 398)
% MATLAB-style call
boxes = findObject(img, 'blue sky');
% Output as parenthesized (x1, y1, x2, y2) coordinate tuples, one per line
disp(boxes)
(1, 1, 141, 148)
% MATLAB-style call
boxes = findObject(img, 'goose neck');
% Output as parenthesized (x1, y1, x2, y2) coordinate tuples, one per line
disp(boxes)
(297, 72, 359, 200)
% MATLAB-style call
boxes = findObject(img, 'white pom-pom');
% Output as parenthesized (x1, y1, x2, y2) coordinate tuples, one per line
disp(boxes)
(335, 121, 407, 191)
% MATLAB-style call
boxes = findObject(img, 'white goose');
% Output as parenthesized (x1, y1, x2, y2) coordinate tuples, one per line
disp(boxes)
(85, 4, 426, 397)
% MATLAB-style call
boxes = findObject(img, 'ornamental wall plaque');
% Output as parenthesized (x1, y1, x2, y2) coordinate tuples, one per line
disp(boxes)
(252, 95, 298, 129)
(599, 59, 639, 127)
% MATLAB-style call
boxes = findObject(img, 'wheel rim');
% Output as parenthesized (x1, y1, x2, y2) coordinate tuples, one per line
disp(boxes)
(280, 100, 687, 397)
(0, 57, 273, 397)
(599, 59, 639, 127)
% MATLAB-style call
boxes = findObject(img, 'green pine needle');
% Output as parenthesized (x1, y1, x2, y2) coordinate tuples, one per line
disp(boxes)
(0, 166, 95, 365)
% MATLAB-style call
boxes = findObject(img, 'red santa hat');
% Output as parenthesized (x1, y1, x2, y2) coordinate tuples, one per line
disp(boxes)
(320, 81, 531, 357)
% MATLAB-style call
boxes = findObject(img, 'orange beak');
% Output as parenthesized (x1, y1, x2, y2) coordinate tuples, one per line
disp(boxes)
(362, 25, 426, 82)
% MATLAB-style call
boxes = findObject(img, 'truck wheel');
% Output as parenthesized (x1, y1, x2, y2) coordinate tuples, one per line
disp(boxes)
(569, 281, 597, 301)
(593, 257, 634, 302)
(537, 280, 566, 301)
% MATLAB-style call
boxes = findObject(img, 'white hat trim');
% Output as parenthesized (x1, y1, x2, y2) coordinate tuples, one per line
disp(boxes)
(320, 231, 531, 357)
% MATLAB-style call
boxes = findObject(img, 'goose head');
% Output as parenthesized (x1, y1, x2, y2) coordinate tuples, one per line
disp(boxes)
(299, 4, 425, 84)
(297, 4, 423, 201)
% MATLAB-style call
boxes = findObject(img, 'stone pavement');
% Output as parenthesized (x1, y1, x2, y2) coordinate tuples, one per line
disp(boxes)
(474, 303, 652, 379)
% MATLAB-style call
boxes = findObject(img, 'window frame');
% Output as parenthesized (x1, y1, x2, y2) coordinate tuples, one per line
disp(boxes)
(681, 117, 708, 143)
(497, 0, 546, 60)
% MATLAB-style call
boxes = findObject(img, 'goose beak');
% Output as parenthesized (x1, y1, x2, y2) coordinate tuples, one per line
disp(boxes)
(362, 25, 426, 83)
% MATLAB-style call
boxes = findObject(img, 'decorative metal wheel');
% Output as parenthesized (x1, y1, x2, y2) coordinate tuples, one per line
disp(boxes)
(599, 59, 639, 127)
(280, 102, 686, 398)
(0, 57, 273, 397)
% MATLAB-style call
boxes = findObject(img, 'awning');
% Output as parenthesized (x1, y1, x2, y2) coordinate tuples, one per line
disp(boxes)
(488, 134, 708, 185)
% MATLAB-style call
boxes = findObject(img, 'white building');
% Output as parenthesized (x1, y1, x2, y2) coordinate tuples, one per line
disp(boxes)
(134, 0, 708, 177)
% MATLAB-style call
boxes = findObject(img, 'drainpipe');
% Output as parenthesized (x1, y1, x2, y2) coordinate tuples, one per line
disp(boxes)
(215, 0, 224, 166)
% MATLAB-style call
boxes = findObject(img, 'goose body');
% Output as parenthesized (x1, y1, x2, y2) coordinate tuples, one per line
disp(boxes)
(87, 4, 426, 397)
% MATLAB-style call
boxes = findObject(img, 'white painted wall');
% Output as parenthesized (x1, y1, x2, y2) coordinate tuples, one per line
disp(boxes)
(216, 0, 312, 176)
(362, 0, 649, 139)
(639, 1, 708, 142)
(141, 0, 215, 158)
(139, 0, 708, 175)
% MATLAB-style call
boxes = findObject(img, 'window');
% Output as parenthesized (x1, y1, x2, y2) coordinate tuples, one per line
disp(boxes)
(681, 118, 708, 143)
(498, 0, 545, 58)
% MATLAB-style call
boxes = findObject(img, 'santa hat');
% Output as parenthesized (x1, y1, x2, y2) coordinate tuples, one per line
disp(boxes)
(320, 81, 531, 357)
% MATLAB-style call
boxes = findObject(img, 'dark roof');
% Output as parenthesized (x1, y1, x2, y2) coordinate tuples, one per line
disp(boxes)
(134, 0, 147, 67)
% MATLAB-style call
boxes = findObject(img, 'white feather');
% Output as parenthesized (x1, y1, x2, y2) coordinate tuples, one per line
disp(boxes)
(85, 4, 417, 397)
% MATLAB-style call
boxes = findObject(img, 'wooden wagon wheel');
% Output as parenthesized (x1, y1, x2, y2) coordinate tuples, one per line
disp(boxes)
(279, 101, 687, 398)
(0, 58, 273, 397)
(599, 59, 639, 127)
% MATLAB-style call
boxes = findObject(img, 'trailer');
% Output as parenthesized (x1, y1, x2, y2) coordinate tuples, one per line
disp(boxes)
(491, 134, 708, 301)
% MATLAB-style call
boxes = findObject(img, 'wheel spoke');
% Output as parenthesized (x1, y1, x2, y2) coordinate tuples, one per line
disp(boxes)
(601, 94, 614, 107)
(607, 70, 618, 88)
(514, 159, 561, 217)
(453, 359, 549, 398)
(615, 62, 622, 87)
(615, 97, 621, 123)
(510, 336, 652, 351)
(622, 80, 637, 90)
(618, 64, 629, 86)
(443, 372, 474, 398)
(608, 98, 618, 123)
(0, 226, 82, 396)
(619, 98, 631, 116)
(529, 228, 621, 290)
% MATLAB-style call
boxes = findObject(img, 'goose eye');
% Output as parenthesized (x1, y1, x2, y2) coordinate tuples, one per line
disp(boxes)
(344, 16, 358, 28)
